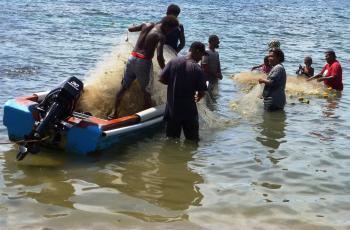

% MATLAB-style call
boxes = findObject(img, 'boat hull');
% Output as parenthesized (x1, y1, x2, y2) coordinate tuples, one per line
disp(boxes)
(3, 94, 165, 155)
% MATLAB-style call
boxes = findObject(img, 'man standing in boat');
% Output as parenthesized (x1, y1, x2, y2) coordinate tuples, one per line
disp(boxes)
(165, 4, 185, 54)
(108, 16, 179, 119)
(159, 42, 208, 141)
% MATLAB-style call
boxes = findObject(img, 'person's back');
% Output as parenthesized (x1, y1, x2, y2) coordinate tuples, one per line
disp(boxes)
(203, 49, 220, 81)
(132, 23, 156, 59)
(165, 25, 184, 52)
(164, 56, 204, 120)
(108, 16, 179, 119)
(133, 23, 167, 60)
(159, 42, 207, 141)
(164, 4, 185, 53)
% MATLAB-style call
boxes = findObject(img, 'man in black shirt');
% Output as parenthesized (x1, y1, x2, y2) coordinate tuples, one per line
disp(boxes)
(159, 42, 208, 141)
(165, 4, 185, 54)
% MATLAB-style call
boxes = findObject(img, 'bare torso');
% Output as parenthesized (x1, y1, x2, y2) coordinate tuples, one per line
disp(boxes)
(303, 66, 314, 77)
(133, 23, 165, 59)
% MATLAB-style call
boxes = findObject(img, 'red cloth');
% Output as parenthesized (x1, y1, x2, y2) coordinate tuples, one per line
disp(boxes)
(261, 64, 272, 74)
(131, 51, 148, 59)
(320, 60, 343, 91)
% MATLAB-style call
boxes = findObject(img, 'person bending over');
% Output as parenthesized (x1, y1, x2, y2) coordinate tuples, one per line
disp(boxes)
(109, 16, 179, 119)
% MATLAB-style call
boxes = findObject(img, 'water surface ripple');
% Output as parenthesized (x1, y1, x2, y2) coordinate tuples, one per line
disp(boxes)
(1, 0, 350, 229)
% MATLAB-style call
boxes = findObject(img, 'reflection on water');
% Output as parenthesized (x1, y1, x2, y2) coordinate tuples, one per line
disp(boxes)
(2, 150, 74, 208)
(1, 0, 350, 228)
(256, 111, 287, 151)
(127, 140, 202, 210)
(322, 93, 342, 118)
(106, 139, 203, 221)
(1, 137, 203, 226)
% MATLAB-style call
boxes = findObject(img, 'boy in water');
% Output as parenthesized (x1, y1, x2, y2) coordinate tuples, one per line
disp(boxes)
(108, 16, 179, 119)
(296, 56, 314, 77)
(201, 35, 223, 95)
(165, 4, 185, 54)
(251, 56, 272, 74)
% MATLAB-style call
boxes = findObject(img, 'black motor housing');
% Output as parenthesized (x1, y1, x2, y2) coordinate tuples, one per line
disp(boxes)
(35, 76, 84, 135)
(16, 76, 84, 161)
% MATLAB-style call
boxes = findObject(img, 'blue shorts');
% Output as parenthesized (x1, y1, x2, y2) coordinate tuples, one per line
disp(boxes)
(121, 56, 152, 91)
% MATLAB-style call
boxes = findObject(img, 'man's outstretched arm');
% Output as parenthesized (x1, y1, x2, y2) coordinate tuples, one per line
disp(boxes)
(128, 23, 144, 32)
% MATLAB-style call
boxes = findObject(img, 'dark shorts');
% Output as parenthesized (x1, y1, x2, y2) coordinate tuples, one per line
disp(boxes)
(165, 119, 199, 141)
(263, 97, 284, 111)
(121, 56, 152, 91)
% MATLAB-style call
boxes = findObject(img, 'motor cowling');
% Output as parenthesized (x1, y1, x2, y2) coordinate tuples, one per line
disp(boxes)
(16, 77, 84, 161)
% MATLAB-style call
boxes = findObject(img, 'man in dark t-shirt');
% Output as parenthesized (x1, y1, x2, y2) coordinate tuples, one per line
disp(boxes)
(164, 4, 185, 54)
(159, 42, 208, 141)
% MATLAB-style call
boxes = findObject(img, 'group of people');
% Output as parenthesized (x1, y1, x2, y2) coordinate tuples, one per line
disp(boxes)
(295, 50, 343, 93)
(108, 4, 343, 141)
(253, 43, 343, 111)
(108, 4, 222, 141)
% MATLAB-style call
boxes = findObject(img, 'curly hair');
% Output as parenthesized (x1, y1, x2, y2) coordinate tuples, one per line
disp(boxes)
(166, 4, 181, 17)
(269, 48, 285, 63)
(160, 15, 179, 30)
(304, 56, 312, 64)
(268, 40, 280, 49)
(325, 49, 336, 59)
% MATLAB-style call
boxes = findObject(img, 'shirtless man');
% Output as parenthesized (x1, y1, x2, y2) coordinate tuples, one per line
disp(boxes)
(109, 16, 179, 119)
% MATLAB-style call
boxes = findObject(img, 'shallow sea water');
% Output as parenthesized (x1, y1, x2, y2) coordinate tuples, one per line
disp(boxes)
(1, 0, 350, 229)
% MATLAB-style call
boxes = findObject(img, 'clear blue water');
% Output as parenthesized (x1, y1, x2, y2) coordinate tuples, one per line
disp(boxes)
(1, 0, 350, 229)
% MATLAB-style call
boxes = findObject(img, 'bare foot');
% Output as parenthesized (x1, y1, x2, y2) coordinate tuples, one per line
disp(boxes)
(107, 112, 118, 120)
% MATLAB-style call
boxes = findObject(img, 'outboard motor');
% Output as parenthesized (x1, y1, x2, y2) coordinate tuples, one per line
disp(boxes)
(17, 76, 84, 161)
